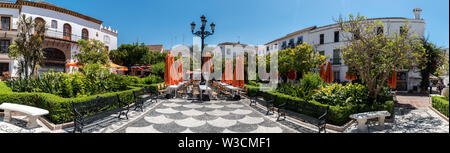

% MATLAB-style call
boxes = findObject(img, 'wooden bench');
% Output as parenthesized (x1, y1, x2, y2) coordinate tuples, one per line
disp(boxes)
(0, 103, 49, 128)
(72, 95, 130, 133)
(277, 99, 329, 133)
(350, 111, 391, 131)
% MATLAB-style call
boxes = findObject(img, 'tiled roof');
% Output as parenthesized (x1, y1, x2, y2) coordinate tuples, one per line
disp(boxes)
(0, 0, 104, 24)
(218, 42, 248, 47)
(265, 26, 317, 45)
(146, 45, 164, 52)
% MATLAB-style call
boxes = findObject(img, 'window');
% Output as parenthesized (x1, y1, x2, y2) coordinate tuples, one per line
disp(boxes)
(82, 29, 89, 40)
(319, 51, 325, 56)
(0, 40, 10, 54)
(104, 35, 110, 44)
(377, 27, 384, 35)
(289, 39, 295, 48)
(320, 34, 324, 44)
(334, 31, 340, 42)
(297, 36, 303, 45)
(1, 17, 10, 30)
(281, 41, 287, 50)
(333, 49, 341, 65)
(63, 24, 72, 40)
(0, 63, 9, 76)
(51, 20, 57, 29)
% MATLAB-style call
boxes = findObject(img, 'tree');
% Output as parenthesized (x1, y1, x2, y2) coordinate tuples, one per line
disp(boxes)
(109, 43, 149, 74)
(278, 42, 326, 78)
(419, 38, 445, 93)
(8, 14, 46, 79)
(337, 14, 425, 103)
(74, 39, 109, 66)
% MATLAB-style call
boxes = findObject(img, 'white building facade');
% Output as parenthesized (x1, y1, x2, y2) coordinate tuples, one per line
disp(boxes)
(0, 0, 118, 77)
(265, 9, 426, 92)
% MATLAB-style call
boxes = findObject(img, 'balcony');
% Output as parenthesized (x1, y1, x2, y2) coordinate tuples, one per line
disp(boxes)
(332, 58, 341, 65)
(45, 29, 84, 43)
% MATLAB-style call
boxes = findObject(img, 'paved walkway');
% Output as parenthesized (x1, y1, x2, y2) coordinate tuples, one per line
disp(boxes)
(345, 107, 449, 133)
(396, 95, 432, 108)
(114, 98, 308, 133)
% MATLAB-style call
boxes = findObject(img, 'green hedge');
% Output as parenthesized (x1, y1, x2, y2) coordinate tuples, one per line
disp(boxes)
(0, 81, 12, 93)
(432, 96, 449, 117)
(0, 83, 160, 124)
(251, 89, 394, 126)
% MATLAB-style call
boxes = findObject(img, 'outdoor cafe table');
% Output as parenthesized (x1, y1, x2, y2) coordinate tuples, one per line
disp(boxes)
(168, 82, 185, 98)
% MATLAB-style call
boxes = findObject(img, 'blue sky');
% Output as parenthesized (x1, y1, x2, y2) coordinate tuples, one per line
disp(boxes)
(43, 0, 449, 49)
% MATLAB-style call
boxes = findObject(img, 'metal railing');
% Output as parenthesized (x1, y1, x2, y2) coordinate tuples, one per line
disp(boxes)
(332, 58, 341, 65)
(45, 29, 83, 42)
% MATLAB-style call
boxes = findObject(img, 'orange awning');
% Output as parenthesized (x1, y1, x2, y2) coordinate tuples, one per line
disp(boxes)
(116, 67, 129, 71)
(67, 61, 82, 67)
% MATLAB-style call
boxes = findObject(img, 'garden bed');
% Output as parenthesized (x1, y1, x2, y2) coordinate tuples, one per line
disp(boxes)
(432, 96, 449, 118)
(0, 81, 162, 125)
(246, 84, 395, 126)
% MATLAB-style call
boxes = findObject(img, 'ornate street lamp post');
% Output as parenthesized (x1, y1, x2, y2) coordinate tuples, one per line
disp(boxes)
(191, 15, 215, 85)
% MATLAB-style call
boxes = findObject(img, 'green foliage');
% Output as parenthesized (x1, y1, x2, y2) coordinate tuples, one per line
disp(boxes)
(0, 81, 12, 93)
(278, 43, 326, 76)
(8, 14, 46, 79)
(142, 51, 167, 65)
(254, 90, 393, 126)
(0, 84, 160, 124)
(276, 74, 324, 100)
(432, 96, 449, 117)
(127, 76, 143, 84)
(109, 43, 154, 71)
(142, 75, 164, 84)
(74, 39, 109, 66)
(419, 39, 446, 92)
(338, 14, 425, 102)
(5, 66, 130, 98)
(151, 62, 166, 78)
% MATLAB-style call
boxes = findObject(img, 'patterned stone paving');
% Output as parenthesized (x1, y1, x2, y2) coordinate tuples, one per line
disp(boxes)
(345, 107, 449, 133)
(114, 99, 300, 133)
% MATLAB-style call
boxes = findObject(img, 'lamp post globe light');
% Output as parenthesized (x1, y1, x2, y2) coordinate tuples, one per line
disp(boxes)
(191, 15, 215, 85)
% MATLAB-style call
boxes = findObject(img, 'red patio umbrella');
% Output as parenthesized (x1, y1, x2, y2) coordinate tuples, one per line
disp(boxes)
(345, 71, 357, 81)
(325, 62, 334, 83)
(165, 53, 179, 85)
(319, 64, 326, 81)
(387, 71, 397, 88)
(222, 60, 233, 84)
(232, 56, 245, 88)
(287, 69, 297, 80)
(177, 59, 183, 82)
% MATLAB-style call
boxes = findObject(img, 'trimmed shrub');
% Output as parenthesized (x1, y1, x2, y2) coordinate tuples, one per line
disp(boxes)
(432, 96, 449, 117)
(257, 91, 394, 126)
(151, 62, 165, 78)
(0, 84, 160, 124)
(0, 81, 12, 93)
(142, 75, 164, 85)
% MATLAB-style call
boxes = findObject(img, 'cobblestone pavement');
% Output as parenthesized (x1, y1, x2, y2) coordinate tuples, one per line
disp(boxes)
(0, 115, 52, 133)
(345, 107, 449, 133)
(114, 98, 314, 133)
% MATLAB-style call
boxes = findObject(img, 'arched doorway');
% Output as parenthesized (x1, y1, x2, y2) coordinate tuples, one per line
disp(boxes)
(39, 48, 67, 74)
